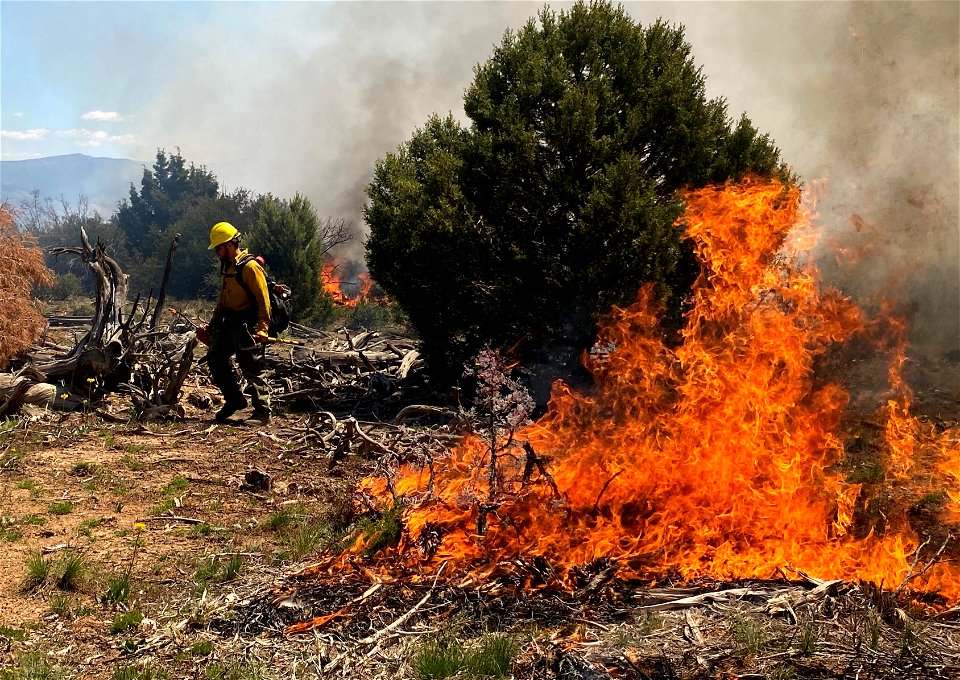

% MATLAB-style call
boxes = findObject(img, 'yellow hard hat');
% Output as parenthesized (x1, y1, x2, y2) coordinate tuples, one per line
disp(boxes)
(208, 221, 239, 249)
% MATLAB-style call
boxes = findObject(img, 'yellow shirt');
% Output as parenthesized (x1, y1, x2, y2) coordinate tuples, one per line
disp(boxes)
(212, 249, 271, 335)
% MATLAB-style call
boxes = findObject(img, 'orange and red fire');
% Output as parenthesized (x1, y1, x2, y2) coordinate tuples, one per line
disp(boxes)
(308, 178, 959, 611)
(321, 260, 374, 307)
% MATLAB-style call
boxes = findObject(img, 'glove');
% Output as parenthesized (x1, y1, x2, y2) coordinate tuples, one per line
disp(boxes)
(254, 330, 270, 344)
(196, 323, 212, 346)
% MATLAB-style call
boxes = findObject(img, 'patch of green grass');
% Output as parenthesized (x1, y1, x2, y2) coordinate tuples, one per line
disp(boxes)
(201, 662, 264, 680)
(24, 515, 46, 526)
(110, 609, 143, 634)
(860, 608, 883, 650)
(0, 418, 19, 442)
(162, 476, 189, 495)
(190, 640, 214, 656)
(0, 448, 25, 471)
(846, 459, 885, 485)
(187, 522, 213, 538)
(0, 624, 26, 641)
(119, 454, 144, 471)
(47, 501, 74, 515)
(149, 499, 175, 516)
(101, 572, 132, 605)
(413, 635, 466, 679)
(21, 551, 51, 592)
(264, 505, 298, 532)
(0, 651, 62, 680)
(911, 491, 948, 516)
(729, 614, 769, 655)
(69, 461, 97, 477)
(356, 504, 403, 557)
(123, 443, 145, 456)
(609, 612, 663, 646)
(899, 617, 928, 656)
(112, 663, 168, 680)
(16, 478, 39, 493)
(271, 501, 356, 563)
(799, 618, 819, 655)
(49, 592, 72, 617)
(465, 633, 518, 678)
(191, 554, 244, 589)
(79, 518, 102, 537)
(55, 551, 86, 591)
(1, 515, 22, 543)
(220, 555, 243, 581)
(193, 559, 220, 585)
(281, 520, 328, 562)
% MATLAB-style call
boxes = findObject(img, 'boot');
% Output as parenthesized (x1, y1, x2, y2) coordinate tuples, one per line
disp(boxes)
(246, 410, 272, 426)
(215, 395, 247, 423)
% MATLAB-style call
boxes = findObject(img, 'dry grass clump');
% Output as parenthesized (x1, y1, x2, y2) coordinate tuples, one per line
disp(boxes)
(0, 201, 53, 369)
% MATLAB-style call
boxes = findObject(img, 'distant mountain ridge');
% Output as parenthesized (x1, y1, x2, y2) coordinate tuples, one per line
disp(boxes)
(0, 153, 146, 217)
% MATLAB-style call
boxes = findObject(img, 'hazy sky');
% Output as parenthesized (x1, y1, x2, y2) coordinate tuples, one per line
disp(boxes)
(2, 1, 958, 353)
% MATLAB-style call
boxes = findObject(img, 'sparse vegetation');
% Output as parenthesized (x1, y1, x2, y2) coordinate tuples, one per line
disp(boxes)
(21, 551, 51, 592)
(413, 633, 518, 680)
(413, 635, 466, 680)
(47, 501, 74, 515)
(69, 461, 97, 477)
(201, 661, 265, 680)
(49, 592, 72, 617)
(119, 454, 144, 471)
(0, 651, 62, 680)
(55, 550, 86, 591)
(1, 515, 22, 542)
(355, 503, 403, 557)
(729, 614, 769, 655)
(79, 518, 102, 537)
(102, 573, 132, 605)
(112, 665, 169, 680)
(110, 610, 143, 634)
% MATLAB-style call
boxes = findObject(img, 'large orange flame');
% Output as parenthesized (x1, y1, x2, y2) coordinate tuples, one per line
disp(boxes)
(339, 178, 958, 605)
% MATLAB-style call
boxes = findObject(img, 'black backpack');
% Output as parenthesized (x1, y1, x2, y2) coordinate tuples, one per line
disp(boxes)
(234, 254, 292, 337)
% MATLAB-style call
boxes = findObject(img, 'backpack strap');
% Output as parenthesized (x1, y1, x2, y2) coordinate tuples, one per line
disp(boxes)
(233, 254, 257, 305)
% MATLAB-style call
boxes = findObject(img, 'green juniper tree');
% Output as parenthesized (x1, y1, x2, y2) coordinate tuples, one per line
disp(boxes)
(248, 194, 351, 327)
(115, 149, 255, 298)
(365, 0, 790, 388)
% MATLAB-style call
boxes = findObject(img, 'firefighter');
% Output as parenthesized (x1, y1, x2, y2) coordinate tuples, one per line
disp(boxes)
(197, 221, 272, 425)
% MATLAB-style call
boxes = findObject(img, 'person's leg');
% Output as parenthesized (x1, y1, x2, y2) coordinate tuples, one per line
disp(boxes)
(237, 348, 271, 423)
(207, 326, 247, 421)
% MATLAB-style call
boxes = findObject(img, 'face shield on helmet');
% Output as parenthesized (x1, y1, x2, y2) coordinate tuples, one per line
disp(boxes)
(209, 222, 239, 249)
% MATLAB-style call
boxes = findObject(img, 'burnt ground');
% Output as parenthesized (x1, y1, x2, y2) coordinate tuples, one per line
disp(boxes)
(0, 350, 958, 679)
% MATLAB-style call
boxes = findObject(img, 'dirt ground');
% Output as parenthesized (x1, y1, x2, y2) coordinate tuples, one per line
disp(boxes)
(0, 389, 367, 679)
(1, 351, 958, 679)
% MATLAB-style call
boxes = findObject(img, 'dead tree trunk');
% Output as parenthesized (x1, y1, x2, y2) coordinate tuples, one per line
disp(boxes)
(0, 230, 198, 420)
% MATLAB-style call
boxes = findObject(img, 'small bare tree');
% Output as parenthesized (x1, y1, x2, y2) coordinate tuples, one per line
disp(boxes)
(462, 347, 534, 534)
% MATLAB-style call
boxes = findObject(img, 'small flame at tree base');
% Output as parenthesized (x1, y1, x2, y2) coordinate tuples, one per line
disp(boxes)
(311, 178, 959, 609)
(321, 260, 374, 307)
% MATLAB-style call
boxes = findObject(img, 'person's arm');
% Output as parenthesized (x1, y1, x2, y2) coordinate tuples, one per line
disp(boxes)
(242, 261, 272, 337)
(198, 273, 227, 345)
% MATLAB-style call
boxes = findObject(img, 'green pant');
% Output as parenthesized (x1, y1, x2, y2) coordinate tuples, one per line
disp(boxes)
(206, 315, 271, 414)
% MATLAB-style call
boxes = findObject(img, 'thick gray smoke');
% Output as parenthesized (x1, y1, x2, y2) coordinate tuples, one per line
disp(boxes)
(138, 2, 958, 360)
(796, 2, 958, 361)
(668, 2, 959, 361)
